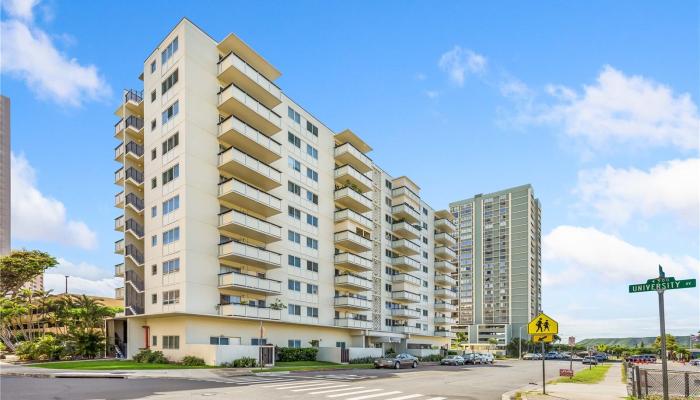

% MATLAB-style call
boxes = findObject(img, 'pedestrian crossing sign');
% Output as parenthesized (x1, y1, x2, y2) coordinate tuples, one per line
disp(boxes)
(533, 334, 554, 343)
(528, 312, 558, 335)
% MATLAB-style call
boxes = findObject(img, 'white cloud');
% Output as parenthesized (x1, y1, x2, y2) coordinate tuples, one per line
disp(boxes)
(52, 258, 113, 281)
(0, 0, 111, 107)
(45, 273, 122, 298)
(425, 90, 440, 99)
(542, 267, 583, 287)
(500, 78, 532, 99)
(11, 152, 97, 249)
(543, 225, 698, 281)
(575, 158, 700, 227)
(438, 46, 487, 87)
(414, 73, 427, 81)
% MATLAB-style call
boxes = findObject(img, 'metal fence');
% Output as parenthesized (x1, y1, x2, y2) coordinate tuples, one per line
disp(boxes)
(625, 362, 700, 398)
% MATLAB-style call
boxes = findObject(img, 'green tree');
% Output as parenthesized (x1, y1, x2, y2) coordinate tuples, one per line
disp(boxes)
(653, 334, 677, 351)
(0, 250, 57, 298)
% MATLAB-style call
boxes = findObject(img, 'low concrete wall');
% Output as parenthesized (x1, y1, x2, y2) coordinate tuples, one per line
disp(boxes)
(317, 347, 342, 363)
(164, 344, 269, 366)
(349, 347, 382, 360)
(407, 348, 440, 357)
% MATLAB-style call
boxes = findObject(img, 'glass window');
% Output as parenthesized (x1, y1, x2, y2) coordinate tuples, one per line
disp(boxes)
(306, 307, 318, 317)
(306, 190, 318, 204)
(150, 61, 156, 73)
(151, 235, 157, 247)
(161, 69, 179, 94)
(210, 336, 230, 345)
(288, 230, 300, 244)
(151, 206, 157, 218)
(306, 214, 318, 227)
(162, 132, 179, 154)
(306, 237, 318, 250)
(288, 339, 301, 348)
(288, 206, 301, 220)
(161, 37, 178, 64)
(288, 156, 301, 172)
(163, 195, 180, 215)
(288, 132, 301, 148)
(162, 164, 179, 184)
(288, 181, 301, 196)
(306, 284, 318, 294)
(306, 261, 318, 272)
(163, 227, 180, 244)
(306, 168, 318, 182)
(288, 255, 301, 268)
(306, 121, 319, 137)
(288, 279, 301, 292)
(163, 258, 180, 274)
(306, 144, 318, 159)
(163, 335, 179, 349)
(287, 107, 300, 123)
(162, 100, 179, 124)
(162, 290, 180, 305)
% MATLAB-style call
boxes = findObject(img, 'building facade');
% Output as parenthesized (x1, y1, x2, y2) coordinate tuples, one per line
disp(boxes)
(1, 95, 10, 256)
(109, 19, 457, 365)
(449, 184, 541, 347)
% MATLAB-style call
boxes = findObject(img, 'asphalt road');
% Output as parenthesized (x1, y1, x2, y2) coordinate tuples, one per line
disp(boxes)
(1, 359, 587, 400)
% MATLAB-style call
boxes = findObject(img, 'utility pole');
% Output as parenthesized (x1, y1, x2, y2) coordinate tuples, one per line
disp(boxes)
(658, 288, 669, 400)
(64, 275, 69, 294)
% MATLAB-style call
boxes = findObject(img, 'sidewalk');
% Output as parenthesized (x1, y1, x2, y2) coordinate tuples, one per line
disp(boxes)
(0, 361, 253, 380)
(519, 364, 628, 400)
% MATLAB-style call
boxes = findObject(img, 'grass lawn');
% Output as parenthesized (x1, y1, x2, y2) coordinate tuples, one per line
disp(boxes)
(28, 360, 214, 370)
(257, 361, 373, 372)
(555, 364, 611, 384)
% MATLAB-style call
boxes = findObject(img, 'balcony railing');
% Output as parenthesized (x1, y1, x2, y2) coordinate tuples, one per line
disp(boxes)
(334, 187, 373, 212)
(434, 330, 456, 338)
(123, 89, 143, 104)
(114, 287, 124, 299)
(434, 302, 457, 312)
(125, 244, 144, 265)
(391, 186, 420, 205)
(391, 239, 420, 255)
(217, 51, 281, 106)
(390, 308, 421, 319)
(435, 289, 457, 299)
(125, 141, 144, 158)
(392, 203, 420, 223)
(434, 260, 457, 273)
(333, 296, 371, 309)
(435, 232, 456, 247)
(333, 318, 372, 329)
(334, 142, 372, 173)
(391, 290, 421, 303)
(218, 178, 282, 217)
(391, 256, 421, 271)
(434, 316, 457, 325)
(218, 271, 282, 294)
(218, 146, 281, 190)
(218, 115, 281, 162)
(115, 191, 125, 207)
(125, 167, 144, 185)
(114, 115, 144, 136)
(218, 209, 281, 243)
(218, 303, 281, 320)
(334, 164, 372, 193)
(435, 218, 457, 233)
(124, 218, 144, 238)
(218, 239, 281, 269)
(217, 83, 281, 134)
(114, 239, 124, 253)
(334, 208, 373, 230)
(435, 246, 457, 261)
(390, 325, 421, 335)
(114, 263, 125, 277)
(125, 193, 144, 212)
(390, 273, 422, 287)
(334, 273, 373, 291)
(334, 252, 373, 272)
(435, 274, 456, 287)
(392, 221, 420, 239)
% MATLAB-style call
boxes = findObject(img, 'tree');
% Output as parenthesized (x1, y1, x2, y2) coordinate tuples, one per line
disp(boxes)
(653, 334, 677, 351)
(0, 250, 57, 297)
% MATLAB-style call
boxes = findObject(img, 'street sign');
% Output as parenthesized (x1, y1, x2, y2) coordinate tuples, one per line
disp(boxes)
(560, 369, 574, 377)
(568, 336, 576, 346)
(533, 334, 554, 343)
(528, 312, 559, 335)
(628, 277, 696, 293)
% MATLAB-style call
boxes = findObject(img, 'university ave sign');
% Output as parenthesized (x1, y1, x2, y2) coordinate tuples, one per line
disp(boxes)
(628, 276, 696, 293)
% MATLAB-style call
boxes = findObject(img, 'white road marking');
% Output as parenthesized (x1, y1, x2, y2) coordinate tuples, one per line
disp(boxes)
(292, 384, 350, 392)
(345, 391, 402, 400)
(275, 382, 344, 390)
(327, 389, 383, 398)
(384, 395, 423, 400)
(310, 386, 365, 395)
(242, 379, 296, 385)
(262, 380, 329, 388)
(423, 397, 447, 400)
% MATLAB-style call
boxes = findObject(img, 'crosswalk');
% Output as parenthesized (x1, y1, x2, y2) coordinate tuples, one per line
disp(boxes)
(257, 379, 449, 400)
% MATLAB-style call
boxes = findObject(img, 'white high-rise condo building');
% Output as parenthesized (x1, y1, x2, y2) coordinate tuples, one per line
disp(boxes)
(107, 19, 457, 365)
(449, 185, 541, 348)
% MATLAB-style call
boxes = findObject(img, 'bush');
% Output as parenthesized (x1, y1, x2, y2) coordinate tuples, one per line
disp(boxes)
(385, 347, 396, 356)
(349, 356, 376, 364)
(74, 331, 104, 359)
(15, 335, 63, 361)
(419, 354, 443, 362)
(181, 356, 206, 366)
(277, 347, 318, 362)
(221, 357, 257, 368)
(15, 341, 37, 361)
(132, 349, 169, 364)
(447, 350, 459, 355)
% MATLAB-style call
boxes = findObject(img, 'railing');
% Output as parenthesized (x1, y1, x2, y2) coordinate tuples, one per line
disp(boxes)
(390, 308, 421, 318)
(114, 115, 144, 135)
(114, 215, 125, 230)
(114, 287, 124, 299)
(114, 239, 124, 253)
(125, 270, 144, 292)
(218, 178, 282, 212)
(334, 142, 372, 168)
(391, 256, 421, 270)
(125, 167, 144, 184)
(333, 296, 371, 309)
(334, 164, 372, 189)
(435, 274, 456, 286)
(625, 362, 700, 398)
(123, 89, 143, 104)
(334, 274, 372, 290)
(124, 218, 144, 238)
(218, 115, 282, 151)
(435, 246, 457, 259)
(435, 232, 456, 245)
(434, 260, 457, 272)
(392, 186, 420, 205)
(218, 83, 282, 129)
(392, 203, 420, 219)
(218, 239, 282, 267)
(391, 291, 421, 302)
(217, 52, 281, 99)
(391, 273, 422, 287)
(434, 302, 457, 311)
(392, 221, 420, 237)
(218, 271, 282, 293)
(435, 289, 457, 299)
(390, 325, 421, 335)
(334, 318, 372, 329)
(115, 191, 125, 206)
(218, 147, 281, 183)
(435, 218, 457, 232)
(334, 253, 373, 270)
(334, 230, 372, 249)
(125, 141, 144, 157)
(218, 303, 282, 320)
(392, 239, 420, 254)
(125, 193, 144, 211)
(334, 208, 373, 228)
(114, 263, 125, 276)
(218, 209, 281, 239)
(125, 244, 144, 265)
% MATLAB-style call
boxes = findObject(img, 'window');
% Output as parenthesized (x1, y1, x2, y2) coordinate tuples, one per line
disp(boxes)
(288, 279, 301, 292)
(151, 206, 157, 218)
(306, 214, 318, 227)
(306, 167, 318, 182)
(288, 255, 301, 268)
(162, 100, 179, 124)
(162, 164, 179, 184)
(163, 258, 180, 274)
(288, 339, 301, 348)
(152, 335, 157, 346)
(288, 156, 301, 172)
(422, 251, 428, 259)
(288, 181, 301, 196)
(161, 69, 178, 94)
(163, 195, 180, 215)
(306, 307, 318, 317)
(151, 148, 157, 160)
(163, 335, 179, 349)
(163, 227, 180, 244)
(336, 342, 346, 348)
(306, 190, 318, 204)
(151, 177, 157, 189)
(288, 230, 301, 244)
(288, 206, 301, 220)
(306, 144, 318, 159)
(151, 90, 156, 102)
(288, 304, 301, 316)
(162, 290, 180, 305)
(151, 119, 156, 130)
(151, 264, 157, 275)
(423, 207, 428, 215)
(306, 284, 318, 295)
(151, 294, 157, 304)
(422, 266, 428, 273)
(306, 237, 318, 250)
(251, 338, 267, 345)
(151, 235, 157, 247)
(306, 121, 318, 137)
(162, 132, 179, 154)
(422, 237, 428, 244)
(306, 260, 318, 272)
(288, 107, 300, 123)
(385, 179, 392, 189)
(161, 36, 178, 64)
(288, 132, 301, 148)
(210, 336, 230, 345)
(150, 61, 156, 73)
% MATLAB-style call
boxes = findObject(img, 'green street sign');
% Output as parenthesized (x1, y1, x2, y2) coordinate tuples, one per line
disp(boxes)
(629, 277, 696, 293)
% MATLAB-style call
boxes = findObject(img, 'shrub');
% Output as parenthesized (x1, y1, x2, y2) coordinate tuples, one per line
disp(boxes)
(277, 347, 317, 362)
(132, 349, 169, 364)
(181, 356, 206, 366)
(15, 341, 37, 361)
(74, 331, 104, 359)
(384, 347, 396, 357)
(447, 350, 459, 355)
(233, 357, 257, 368)
(419, 354, 443, 362)
(349, 356, 376, 364)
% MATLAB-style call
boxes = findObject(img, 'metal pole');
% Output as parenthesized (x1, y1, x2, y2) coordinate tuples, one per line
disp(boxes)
(64, 275, 69, 294)
(541, 341, 546, 394)
(658, 289, 669, 400)
(519, 326, 523, 360)
(569, 343, 573, 372)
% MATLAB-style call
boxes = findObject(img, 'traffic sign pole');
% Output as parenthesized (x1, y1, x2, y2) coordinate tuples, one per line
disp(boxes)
(541, 341, 546, 395)
(658, 289, 669, 400)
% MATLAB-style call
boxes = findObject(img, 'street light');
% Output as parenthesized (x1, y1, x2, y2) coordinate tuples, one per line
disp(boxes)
(519, 325, 525, 360)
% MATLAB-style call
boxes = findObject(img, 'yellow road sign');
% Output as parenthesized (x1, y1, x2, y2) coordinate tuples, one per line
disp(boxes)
(533, 334, 554, 343)
(528, 312, 558, 335)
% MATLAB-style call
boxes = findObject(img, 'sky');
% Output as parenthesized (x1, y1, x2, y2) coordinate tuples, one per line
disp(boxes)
(1, 0, 698, 340)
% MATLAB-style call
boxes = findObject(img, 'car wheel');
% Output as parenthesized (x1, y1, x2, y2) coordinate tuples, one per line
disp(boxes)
(412, 361, 417, 368)
(394, 362, 400, 369)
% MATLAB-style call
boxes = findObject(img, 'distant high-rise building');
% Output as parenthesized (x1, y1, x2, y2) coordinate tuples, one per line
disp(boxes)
(449, 184, 541, 347)
(0, 95, 10, 256)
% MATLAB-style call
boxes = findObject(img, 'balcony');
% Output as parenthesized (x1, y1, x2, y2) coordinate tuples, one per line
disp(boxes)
(334, 143, 372, 173)
(391, 273, 421, 287)
(334, 187, 372, 213)
(334, 273, 373, 291)
(390, 308, 421, 319)
(114, 89, 143, 117)
(218, 178, 282, 217)
(114, 239, 124, 254)
(334, 318, 372, 330)
(392, 239, 420, 256)
(333, 296, 371, 310)
(124, 219, 144, 239)
(435, 232, 456, 247)
(435, 260, 457, 274)
(125, 244, 144, 266)
(218, 147, 281, 190)
(334, 209, 373, 231)
(218, 51, 282, 109)
(334, 230, 372, 253)
(392, 221, 420, 240)
(125, 167, 144, 187)
(219, 240, 281, 269)
(391, 186, 420, 209)
(434, 330, 456, 338)
(392, 203, 420, 224)
(435, 218, 457, 234)
(115, 287, 124, 300)
(435, 274, 456, 288)
(435, 246, 457, 261)
(114, 116, 144, 140)
(218, 272, 282, 295)
(434, 302, 457, 312)
(334, 165, 372, 194)
(115, 191, 125, 208)
(390, 325, 421, 335)
(219, 303, 281, 320)
(217, 84, 281, 136)
(114, 167, 124, 185)
(114, 215, 125, 231)
(218, 116, 281, 163)
(125, 193, 144, 213)
(114, 263, 125, 277)
(334, 253, 373, 272)
(434, 316, 457, 325)
(435, 289, 457, 300)
(391, 290, 421, 303)
(218, 209, 281, 244)
(391, 256, 421, 272)
(124, 141, 144, 161)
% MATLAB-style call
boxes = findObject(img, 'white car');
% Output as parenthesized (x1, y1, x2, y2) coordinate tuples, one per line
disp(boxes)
(479, 353, 494, 364)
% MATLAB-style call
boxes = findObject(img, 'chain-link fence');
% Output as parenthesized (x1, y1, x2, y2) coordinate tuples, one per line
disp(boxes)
(625, 362, 700, 399)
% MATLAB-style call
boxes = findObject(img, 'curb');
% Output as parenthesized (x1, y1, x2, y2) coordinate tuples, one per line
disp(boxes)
(2, 371, 127, 379)
(501, 384, 539, 400)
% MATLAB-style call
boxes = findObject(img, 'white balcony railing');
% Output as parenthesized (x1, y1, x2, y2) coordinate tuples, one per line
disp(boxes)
(219, 303, 281, 320)
(218, 272, 282, 293)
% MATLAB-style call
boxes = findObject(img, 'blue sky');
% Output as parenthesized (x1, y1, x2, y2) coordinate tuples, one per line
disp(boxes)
(2, 0, 698, 339)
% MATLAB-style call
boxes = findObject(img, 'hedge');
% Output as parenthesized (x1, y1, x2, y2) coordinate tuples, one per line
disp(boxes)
(277, 347, 318, 362)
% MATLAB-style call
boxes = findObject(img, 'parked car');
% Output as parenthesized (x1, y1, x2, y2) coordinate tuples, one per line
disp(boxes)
(523, 353, 538, 360)
(440, 355, 465, 366)
(689, 359, 700, 366)
(545, 352, 559, 360)
(464, 353, 483, 364)
(582, 356, 599, 365)
(479, 353, 495, 364)
(374, 353, 419, 369)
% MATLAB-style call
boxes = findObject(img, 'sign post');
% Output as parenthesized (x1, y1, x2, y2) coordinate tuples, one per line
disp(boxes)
(628, 265, 697, 400)
(528, 312, 559, 395)
(568, 336, 575, 375)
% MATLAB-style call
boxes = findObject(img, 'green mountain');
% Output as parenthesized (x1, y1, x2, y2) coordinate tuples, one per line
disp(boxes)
(577, 336, 693, 348)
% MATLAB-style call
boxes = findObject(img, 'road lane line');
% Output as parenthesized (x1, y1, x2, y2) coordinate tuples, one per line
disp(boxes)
(262, 380, 328, 388)
(310, 386, 365, 394)
(292, 384, 350, 392)
(384, 395, 423, 400)
(423, 397, 447, 400)
(274, 382, 342, 390)
(345, 391, 402, 400)
(327, 389, 383, 398)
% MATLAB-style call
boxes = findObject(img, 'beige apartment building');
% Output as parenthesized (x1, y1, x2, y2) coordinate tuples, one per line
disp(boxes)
(108, 18, 457, 365)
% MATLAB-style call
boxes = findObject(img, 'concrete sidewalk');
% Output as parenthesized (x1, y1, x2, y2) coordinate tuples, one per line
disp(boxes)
(518, 364, 628, 400)
(0, 361, 254, 380)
